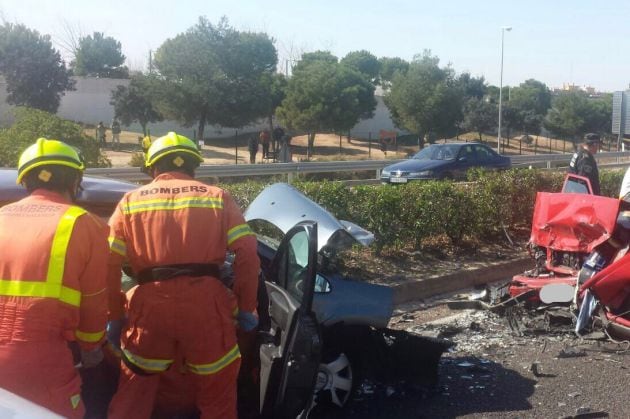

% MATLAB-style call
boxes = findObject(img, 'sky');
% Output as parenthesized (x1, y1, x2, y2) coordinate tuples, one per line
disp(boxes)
(1, 0, 628, 92)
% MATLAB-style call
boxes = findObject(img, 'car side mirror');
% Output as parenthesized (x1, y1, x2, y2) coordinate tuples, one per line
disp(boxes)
(458, 156, 468, 162)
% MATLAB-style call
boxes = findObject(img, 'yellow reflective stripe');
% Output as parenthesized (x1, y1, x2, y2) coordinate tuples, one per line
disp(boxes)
(75, 329, 105, 343)
(122, 349, 173, 372)
(186, 344, 241, 375)
(108, 236, 127, 257)
(0, 206, 84, 307)
(70, 394, 81, 409)
(122, 197, 223, 215)
(47, 206, 86, 284)
(0, 280, 80, 307)
(227, 223, 254, 246)
(59, 286, 81, 307)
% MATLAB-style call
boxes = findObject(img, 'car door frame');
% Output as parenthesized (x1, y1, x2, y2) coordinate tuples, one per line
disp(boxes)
(259, 221, 322, 419)
(454, 144, 476, 179)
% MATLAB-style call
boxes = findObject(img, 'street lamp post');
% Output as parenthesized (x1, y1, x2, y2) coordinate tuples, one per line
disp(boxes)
(497, 26, 512, 154)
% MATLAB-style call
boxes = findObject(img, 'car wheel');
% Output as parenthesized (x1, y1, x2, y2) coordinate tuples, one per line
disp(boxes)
(314, 352, 354, 407)
(441, 172, 453, 180)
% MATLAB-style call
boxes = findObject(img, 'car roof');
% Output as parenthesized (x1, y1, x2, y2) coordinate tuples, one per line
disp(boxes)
(429, 142, 484, 146)
(0, 169, 138, 218)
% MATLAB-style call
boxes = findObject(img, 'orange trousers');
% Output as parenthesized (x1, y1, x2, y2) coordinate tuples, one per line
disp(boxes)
(0, 340, 84, 418)
(110, 357, 240, 419)
(108, 278, 241, 419)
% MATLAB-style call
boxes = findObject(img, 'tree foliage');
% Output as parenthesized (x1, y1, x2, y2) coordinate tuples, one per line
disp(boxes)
(294, 51, 338, 68)
(0, 107, 109, 168)
(73, 32, 128, 78)
(153, 17, 277, 141)
(543, 91, 609, 140)
(458, 73, 487, 101)
(378, 57, 409, 84)
(490, 79, 551, 138)
(340, 50, 380, 81)
(384, 51, 462, 147)
(260, 72, 287, 131)
(510, 79, 552, 117)
(110, 74, 163, 135)
(0, 23, 74, 113)
(277, 59, 376, 153)
(462, 98, 497, 141)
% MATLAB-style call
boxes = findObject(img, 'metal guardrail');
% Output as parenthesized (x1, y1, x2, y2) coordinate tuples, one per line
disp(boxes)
(85, 151, 630, 182)
(511, 151, 630, 169)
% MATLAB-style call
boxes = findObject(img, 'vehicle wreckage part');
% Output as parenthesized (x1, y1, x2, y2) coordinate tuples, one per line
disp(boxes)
(539, 283, 575, 304)
(244, 183, 374, 252)
(314, 353, 353, 407)
(509, 275, 576, 300)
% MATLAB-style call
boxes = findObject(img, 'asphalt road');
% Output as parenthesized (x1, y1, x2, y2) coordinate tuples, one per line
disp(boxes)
(311, 304, 630, 419)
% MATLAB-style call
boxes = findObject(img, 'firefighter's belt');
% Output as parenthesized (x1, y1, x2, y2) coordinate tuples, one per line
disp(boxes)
(137, 263, 221, 285)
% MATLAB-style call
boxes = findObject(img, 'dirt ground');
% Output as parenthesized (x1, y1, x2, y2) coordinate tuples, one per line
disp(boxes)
(100, 130, 412, 167)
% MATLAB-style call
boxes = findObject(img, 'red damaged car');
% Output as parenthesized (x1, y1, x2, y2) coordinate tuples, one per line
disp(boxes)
(505, 174, 622, 304)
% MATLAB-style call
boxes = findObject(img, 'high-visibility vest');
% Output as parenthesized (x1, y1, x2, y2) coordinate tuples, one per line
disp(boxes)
(0, 206, 86, 307)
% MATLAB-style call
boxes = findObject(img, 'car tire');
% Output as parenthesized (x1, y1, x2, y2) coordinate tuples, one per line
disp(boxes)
(441, 172, 453, 180)
(314, 351, 356, 408)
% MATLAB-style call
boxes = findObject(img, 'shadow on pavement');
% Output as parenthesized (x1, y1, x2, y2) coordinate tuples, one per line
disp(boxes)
(312, 355, 536, 419)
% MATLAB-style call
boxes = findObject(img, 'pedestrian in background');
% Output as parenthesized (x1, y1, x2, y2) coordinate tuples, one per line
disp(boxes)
(111, 118, 121, 150)
(248, 135, 259, 164)
(0, 138, 109, 417)
(568, 133, 602, 195)
(259, 129, 270, 159)
(279, 134, 292, 163)
(97, 122, 107, 148)
(272, 126, 284, 155)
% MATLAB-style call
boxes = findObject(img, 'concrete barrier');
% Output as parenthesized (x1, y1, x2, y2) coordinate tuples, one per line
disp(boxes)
(392, 257, 533, 304)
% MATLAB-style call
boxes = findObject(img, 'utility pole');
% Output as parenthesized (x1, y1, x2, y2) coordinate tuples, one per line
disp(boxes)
(497, 26, 512, 154)
(148, 50, 153, 74)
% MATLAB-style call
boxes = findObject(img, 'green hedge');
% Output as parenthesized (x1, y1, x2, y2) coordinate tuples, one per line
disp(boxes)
(222, 168, 626, 253)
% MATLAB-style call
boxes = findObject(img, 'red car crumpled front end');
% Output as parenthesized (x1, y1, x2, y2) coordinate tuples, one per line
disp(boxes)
(508, 188, 620, 300)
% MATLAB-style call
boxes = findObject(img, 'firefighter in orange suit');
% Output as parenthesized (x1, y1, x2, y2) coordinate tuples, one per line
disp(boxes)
(107, 132, 260, 419)
(0, 138, 109, 418)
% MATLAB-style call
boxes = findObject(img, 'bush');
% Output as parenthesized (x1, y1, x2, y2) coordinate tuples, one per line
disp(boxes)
(129, 152, 146, 167)
(294, 180, 354, 221)
(0, 107, 110, 168)
(221, 181, 269, 209)
(600, 169, 625, 198)
(219, 168, 622, 253)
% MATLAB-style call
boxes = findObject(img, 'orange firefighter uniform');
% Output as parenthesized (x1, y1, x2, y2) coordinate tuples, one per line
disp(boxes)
(107, 171, 259, 419)
(0, 189, 109, 418)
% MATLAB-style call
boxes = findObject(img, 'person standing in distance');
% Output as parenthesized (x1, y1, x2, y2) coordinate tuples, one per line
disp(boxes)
(107, 132, 260, 419)
(568, 133, 603, 195)
(111, 118, 122, 150)
(0, 138, 109, 417)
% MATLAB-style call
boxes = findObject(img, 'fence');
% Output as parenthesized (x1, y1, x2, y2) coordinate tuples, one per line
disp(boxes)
(85, 151, 630, 183)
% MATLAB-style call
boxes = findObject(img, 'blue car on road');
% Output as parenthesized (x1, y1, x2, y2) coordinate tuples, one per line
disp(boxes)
(381, 142, 511, 183)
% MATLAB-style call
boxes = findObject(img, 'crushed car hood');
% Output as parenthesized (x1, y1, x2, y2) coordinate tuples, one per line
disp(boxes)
(530, 191, 620, 253)
(244, 183, 374, 251)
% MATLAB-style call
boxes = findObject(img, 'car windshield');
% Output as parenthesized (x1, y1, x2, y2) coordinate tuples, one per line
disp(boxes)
(412, 145, 459, 161)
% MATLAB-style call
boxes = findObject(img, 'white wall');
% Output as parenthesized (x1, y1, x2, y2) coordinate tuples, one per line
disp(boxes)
(0, 76, 400, 138)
